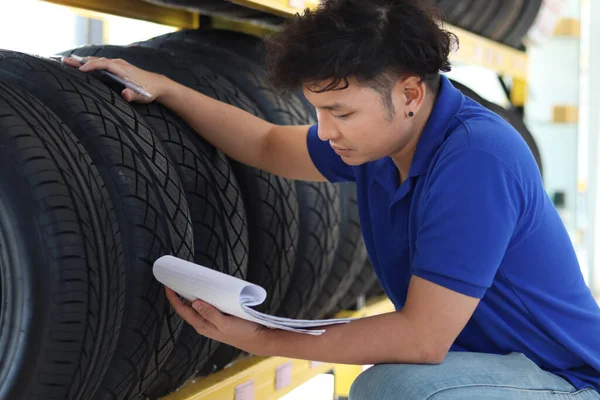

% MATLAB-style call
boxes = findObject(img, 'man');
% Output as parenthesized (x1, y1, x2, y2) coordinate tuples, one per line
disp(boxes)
(64, 0, 600, 398)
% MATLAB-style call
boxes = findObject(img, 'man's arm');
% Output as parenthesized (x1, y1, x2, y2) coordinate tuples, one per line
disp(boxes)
(167, 275, 479, 365)
(158, 80, 326, 182)
(62, 56, 326, 182)
(260, 276, 479, 364)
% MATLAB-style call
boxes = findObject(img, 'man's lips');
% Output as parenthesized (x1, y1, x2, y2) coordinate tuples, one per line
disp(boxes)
(331, 145, 352, 155)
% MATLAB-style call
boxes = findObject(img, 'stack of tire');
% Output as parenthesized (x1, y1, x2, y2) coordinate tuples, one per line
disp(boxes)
(435, 0, 545, 49)
(0, 28, 541, 400)
(145, 0, 546, 50)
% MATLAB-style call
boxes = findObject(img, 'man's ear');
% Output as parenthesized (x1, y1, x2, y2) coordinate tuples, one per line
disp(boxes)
(398, 76, 427, 116)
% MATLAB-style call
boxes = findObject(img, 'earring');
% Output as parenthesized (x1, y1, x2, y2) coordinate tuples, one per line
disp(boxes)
(408, 111, 414, 117)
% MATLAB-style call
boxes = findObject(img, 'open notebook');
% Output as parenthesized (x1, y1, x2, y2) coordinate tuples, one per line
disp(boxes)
(153, 255, 356, 335)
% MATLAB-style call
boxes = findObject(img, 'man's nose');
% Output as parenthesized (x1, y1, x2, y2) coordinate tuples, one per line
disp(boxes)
(316, 115, 340, 141)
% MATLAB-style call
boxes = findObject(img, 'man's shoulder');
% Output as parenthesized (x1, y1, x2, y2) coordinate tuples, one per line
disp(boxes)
(435, 104, 540, 183)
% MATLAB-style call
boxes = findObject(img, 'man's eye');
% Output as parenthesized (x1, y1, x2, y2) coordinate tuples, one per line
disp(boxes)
(334, 113, 352, 119)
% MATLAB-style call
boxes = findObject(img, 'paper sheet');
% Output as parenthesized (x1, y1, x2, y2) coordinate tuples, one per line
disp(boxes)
(153, 255, 355, 335)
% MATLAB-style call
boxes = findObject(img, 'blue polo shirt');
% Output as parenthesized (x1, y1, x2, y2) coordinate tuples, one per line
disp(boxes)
(307, 75, 600, 391)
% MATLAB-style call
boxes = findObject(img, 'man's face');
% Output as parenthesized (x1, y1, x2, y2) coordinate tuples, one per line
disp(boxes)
(303, 76, 412, 166)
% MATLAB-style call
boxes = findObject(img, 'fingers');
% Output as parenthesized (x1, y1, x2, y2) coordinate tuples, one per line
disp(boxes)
(61, 55, 99, 68)
(192, 300, 228, 327)
(164, 287, 218, 336)
(78, 57, 129, 77)
(121, 88, 136, 103)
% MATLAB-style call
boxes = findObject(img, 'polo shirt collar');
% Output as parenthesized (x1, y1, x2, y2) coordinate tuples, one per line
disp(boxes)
(407, 75, 463, 177)
(372, 75, 464, 195)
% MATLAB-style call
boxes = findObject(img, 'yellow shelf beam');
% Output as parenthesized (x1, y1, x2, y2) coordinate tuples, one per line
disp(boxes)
(163, 356, 335, 400)
(42, 0, 199, 29)
(227, 0, 320, 17)
(447, 25, 528, 81)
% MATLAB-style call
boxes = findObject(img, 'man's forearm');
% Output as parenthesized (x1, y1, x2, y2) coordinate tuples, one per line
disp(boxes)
(156, 76, 274, 169)
(260, 311, 445, 365)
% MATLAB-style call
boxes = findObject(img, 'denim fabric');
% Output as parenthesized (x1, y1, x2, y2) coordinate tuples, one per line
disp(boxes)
(349, 352, 600, 399)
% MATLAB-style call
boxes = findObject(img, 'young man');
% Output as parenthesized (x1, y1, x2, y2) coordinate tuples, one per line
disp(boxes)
(64, 0, 600, 398)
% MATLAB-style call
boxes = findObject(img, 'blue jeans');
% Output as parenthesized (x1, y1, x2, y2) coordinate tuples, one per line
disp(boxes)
(349, 352, 600, 399)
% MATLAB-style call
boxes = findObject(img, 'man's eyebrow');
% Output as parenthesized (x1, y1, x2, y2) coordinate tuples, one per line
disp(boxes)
(318, 102, 349, 110)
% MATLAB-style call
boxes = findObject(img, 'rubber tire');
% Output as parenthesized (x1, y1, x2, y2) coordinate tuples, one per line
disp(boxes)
(0, 51, 195, 400)
(64, 44, 302, 397)
(91, 42, 301, 375)
(366, 279, 386, 300)
(0, 79, 124, 400)
(66, 43, 253, 399)
(139, 34, 341, 319)
(149, 29, 317, 120)
(67, 46, 298, 313)
(335, 260, 379, 313)
(482, 0, 525, 41)
(312, 183, 368, 319)
(148, 28, 267, 65)
(138, 32, 315, 131)
(436, 0, 474, 26)
(502, 0, 543, 48)
(471, 0, 503, 35)
(456, 0, 487, 31)
(140, 35, 340, 371)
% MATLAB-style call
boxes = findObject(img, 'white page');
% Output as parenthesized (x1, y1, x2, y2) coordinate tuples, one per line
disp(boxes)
(153, 256, 356, 335)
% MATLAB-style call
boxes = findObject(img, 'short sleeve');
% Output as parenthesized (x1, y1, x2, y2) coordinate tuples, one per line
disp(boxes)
(306, 124, 355, 183)
(412, 148, 524, 298)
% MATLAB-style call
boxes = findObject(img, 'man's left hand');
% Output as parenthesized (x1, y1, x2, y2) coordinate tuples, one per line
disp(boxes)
(165, 287, 269, 356)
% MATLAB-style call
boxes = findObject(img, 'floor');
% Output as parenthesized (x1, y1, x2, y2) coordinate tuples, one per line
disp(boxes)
(281, 374, 336, 400)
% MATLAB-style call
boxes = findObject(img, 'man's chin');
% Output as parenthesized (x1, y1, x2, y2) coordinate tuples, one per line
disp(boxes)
(339, 153, 367, 166)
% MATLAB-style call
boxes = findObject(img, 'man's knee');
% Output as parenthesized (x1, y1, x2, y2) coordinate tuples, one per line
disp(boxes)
(349, 365, 385, 400)
(349, 364, 434, 400)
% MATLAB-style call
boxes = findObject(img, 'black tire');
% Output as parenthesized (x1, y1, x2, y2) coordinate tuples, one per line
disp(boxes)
(502, 0, 543, 48)
(67, 46, 298, 312)
(470, 0, 503, 35)
(0, 79, 124, 400)
(140, 35, 341, 319)
(70, 43, 302, 375)
(335, 260, 379, 312)
(138, 32, 315, 133)
(366, 279, 386, 300)
(65, 45, 289, 397)
(152, 29, 317, 121)
(312, 184, 368, 319)
(229, 163, 299, 314)
(0, 51, 195, 400)
(145, 28, 267, 65)
(456, 0, 487, 31)
(436, 0, 473, 26)
(278, 181, 341, 319)
(67, 45, 298, 313)
(482, 0, 525, 41)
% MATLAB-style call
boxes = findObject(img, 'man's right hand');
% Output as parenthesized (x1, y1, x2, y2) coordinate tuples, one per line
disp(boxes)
(61, 56, 168, 104)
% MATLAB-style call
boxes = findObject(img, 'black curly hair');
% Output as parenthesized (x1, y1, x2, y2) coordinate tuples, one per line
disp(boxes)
(265, 0, 458, 102)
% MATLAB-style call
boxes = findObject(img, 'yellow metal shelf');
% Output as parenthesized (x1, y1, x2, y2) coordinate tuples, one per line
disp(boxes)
(227, 0, 320, 17)
(42, 0, 528, 81)
(163, 296, 394, 400)
(42, 0, 200, 29)
(447, 25, 528, 81)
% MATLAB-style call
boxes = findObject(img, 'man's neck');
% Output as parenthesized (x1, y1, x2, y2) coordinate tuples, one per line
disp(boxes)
(391, 96, 436, 184)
